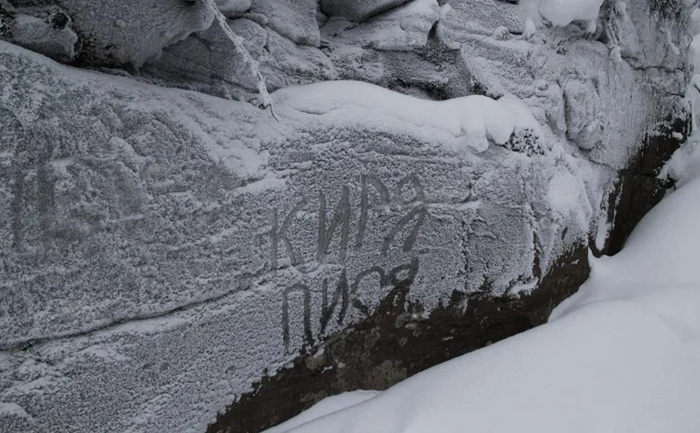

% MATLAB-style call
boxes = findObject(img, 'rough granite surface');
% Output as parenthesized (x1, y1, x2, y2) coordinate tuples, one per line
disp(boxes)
(0, 0, 693, 432)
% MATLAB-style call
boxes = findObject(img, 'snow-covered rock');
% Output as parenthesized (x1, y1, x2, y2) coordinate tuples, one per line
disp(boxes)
(321, 0, 440, 52)
(216, 0, 251, 17)
(439, 0, 533, 37)
(249, 0, 320, 46)
(144, 12, 269, 101)
(4, 12, 77, 62)
(0, 0, 218, 68)
(0, 0, 694, 432)
(539, 0, 605, 29)
(0, 39, 591, 433)
(260, 299, 700, 433)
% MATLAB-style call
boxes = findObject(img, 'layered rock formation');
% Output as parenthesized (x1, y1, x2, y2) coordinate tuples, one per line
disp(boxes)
(0, 0, 693, 432)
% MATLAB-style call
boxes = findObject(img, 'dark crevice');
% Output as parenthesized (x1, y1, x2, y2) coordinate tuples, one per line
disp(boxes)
(321, 0, 414, 24)
(598, 112, 689, 256)
(0, 2, 15, 38)
(0, 275, 257, 352)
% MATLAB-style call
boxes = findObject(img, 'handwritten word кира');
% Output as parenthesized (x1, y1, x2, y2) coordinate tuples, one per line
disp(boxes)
(267, 173, 427, 270)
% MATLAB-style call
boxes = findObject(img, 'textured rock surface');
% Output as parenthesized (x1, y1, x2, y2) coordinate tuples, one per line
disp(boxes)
(0, 0, 217, 67)
(217, 0, 251, 17)
(208, 245, 591, 433)
(144, 13, 270, 100)
(0, 0, 693, 432)
(7, 12, 77, 62)
(321, 0, 441, 51)
(249, 0, 320, 46)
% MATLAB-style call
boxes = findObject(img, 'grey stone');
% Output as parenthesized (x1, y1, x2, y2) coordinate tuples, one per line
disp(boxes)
(321, 0, 440, 52)
(144, 14, 267, 100)
(562, 76, 604, 150)
(4, 0, 218, 68)
(216, 0, 251, 17)
(249, 0, 320, 46)
(439, 0, 531, 37)
(8, 12, 77, 61)
(260, 25, 337, 90)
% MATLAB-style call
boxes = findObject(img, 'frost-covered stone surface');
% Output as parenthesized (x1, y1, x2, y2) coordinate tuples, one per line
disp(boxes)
(0, 0, 218, 67)
(0, 0, 693, 432)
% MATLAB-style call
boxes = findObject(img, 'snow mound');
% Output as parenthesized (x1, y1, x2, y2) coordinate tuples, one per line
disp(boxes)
(263, 391, 379, 433)
(274, 80, 542, 153)
(539, 0, 604, 28)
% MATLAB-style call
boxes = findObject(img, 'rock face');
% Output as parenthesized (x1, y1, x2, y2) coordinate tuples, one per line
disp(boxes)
(0, 0, 217, 67)
(0, 1, 692, 432)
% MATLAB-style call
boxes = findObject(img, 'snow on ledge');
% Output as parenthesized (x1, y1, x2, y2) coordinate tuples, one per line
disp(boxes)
(539, 0, 604, 29)
(273, 80, 541, 153)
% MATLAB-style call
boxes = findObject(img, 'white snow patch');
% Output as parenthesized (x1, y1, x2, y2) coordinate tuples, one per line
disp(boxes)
(663, 136, 700, 188)
(523, 17, 537, 39)
(594, 211, 609, 251)
(508, 279, 538, 296)
(538, 0, 604, 28)
(0, 402, 32, 419)
(546, 167, 591, 232)
(274, 80, 542, 154)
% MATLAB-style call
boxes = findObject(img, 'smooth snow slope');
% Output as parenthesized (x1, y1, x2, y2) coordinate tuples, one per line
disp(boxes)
(263, 302, 700, 433)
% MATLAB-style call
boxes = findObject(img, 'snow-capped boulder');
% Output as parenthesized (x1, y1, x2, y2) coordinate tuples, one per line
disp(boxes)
(538, 0, 605, 30)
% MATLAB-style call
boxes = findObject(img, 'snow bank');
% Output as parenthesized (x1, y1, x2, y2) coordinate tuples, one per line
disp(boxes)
(263, 391, 379, 433)
(264, 300, 700, 433)
(274, 80, 541, 153)
(539, 0, 604, 28)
